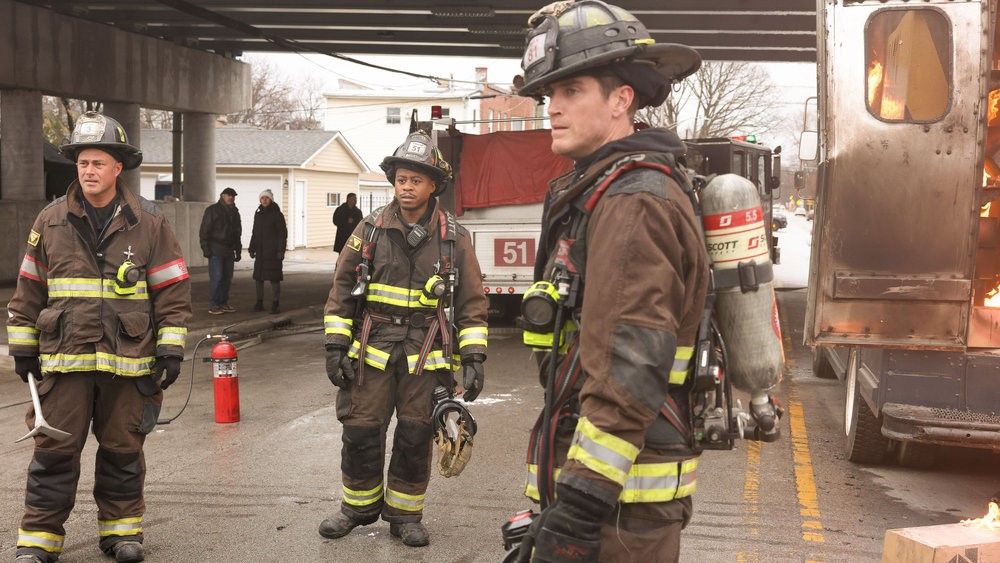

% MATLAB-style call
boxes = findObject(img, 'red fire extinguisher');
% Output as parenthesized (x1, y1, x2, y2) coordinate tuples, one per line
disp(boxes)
(210, 337, 240, 423)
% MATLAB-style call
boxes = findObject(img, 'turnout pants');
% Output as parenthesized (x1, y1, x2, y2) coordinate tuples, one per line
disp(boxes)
(335, 345, 439, 524)
(16, 372, 162, 561)
(599, 497, 693, 563)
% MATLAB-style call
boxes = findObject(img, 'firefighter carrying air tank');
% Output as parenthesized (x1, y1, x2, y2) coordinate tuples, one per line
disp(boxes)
(319, 131, 489, 548)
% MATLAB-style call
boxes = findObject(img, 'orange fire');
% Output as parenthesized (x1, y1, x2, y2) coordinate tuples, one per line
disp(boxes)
(990, 90, 1000, 127)
(962, 501, 1000, 529)
(985, 288, 1000, 308)
(982, 202, 992, 218)
(866, 58, 904, 120)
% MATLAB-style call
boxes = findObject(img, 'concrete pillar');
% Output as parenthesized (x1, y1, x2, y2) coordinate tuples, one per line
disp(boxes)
(182, 112, 215, 202)
(0, 89, 44, 201)
(103, 101, 141, 194)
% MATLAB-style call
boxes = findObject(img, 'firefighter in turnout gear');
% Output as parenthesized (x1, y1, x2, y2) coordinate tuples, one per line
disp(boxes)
(319, 131, 488, 547)
(514, 2, 708, 561)
(6, 112, 191, 563)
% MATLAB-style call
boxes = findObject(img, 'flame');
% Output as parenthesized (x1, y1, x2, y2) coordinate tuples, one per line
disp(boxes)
(962, 501, 1000, 529)
(990, 90, 1000, 127)
(985, 288, 1000, 308)
(982, 202, 992, 218)
(866, 58, 904, 119)
(866, 60, 883, 108)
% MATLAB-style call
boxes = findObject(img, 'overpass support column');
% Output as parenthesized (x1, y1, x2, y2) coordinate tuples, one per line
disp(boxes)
(103, 101, 141, 195)
(0, 89, 44, 201)
(182, 112, 215, 203)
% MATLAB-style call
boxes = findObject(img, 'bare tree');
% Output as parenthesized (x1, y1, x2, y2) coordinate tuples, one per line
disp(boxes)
(687, 62, 778, 139)
(41, 97, 102, 145)
(227, 58, 322, 130)
(637, 83, 691, 132)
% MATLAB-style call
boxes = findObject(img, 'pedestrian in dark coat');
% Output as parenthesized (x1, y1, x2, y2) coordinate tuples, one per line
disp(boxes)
(332, 192, 363, 253)
(249, 189, 287, 314)
(199, 187, 241, 314)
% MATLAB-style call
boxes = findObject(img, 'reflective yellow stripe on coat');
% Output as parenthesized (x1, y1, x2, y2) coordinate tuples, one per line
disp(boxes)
(669, 346, 694, 385)
(324, 315, 354, 338)
(566, 417, 640, 486)
(347, 341, 390, 371)
(7, 325, 40, 346)
(458, 326, 488, 349)
(523, 460, 698, 503)
(156, 327, 187, 347)
(366, 283, 434, 309)
(46, 278, 149, 300)
(40, 352, 155, 377)
(98, 517, 143, 538)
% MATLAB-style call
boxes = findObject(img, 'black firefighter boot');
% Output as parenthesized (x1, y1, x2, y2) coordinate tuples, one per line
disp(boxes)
(318, 512, 378, 539)
(389, 522, 429, 547)
(252, 300, 264, 312)
(270, 300, 279, 314)
(111, 541, 144, 563)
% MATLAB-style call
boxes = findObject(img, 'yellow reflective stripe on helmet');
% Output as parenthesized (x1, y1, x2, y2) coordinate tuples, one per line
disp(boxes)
(458, 326, 488, 348)
(347, 340, 389, 371)
(525, 460, 697, 503)
(566, 417, 640, 486)
(7, 325, 40, 346)
(156, 327, 187, 347)
(669, 346, 695, 385)
(619, 458, 699, 503)
(385, 488, 425, 512)
(40, 353, 155, 376)
(324, 315, 354, 337)
(17, 528, 65, 553)
(343, 483, 384, 507)
(47, 278, 149, 300)
(98, 516, 143, 538)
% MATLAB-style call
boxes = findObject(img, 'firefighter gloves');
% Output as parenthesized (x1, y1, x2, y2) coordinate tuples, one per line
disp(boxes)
(516, 484, 610, 563)
(326, 345, 356, 389)
(153, 356, 182, 390)
(461, 354, 486, 402)
(13, 356, 42, 383)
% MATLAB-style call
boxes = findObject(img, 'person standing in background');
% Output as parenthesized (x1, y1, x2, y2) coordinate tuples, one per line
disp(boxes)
(249, 189, 287, 314)
(332, 192, 363, 254)
(199, 187, 241, 315)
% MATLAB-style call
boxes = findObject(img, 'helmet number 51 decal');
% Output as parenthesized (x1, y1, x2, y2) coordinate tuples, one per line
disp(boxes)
(523, 34, 546, 68)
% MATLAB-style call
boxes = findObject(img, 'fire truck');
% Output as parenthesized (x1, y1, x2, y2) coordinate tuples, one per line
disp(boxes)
(435, 127, 781, 317)
(806, 0, 1000, 466)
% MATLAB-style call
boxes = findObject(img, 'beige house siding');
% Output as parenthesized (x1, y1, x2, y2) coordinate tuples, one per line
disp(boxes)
(296, 169, 358, 247)
(302, 138, 362, 172)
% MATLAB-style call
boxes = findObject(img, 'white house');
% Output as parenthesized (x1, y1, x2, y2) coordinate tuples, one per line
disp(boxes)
(140, 126, 369, 249)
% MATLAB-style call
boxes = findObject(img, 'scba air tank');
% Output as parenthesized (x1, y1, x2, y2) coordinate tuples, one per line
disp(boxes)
(700, 174, 784, 394)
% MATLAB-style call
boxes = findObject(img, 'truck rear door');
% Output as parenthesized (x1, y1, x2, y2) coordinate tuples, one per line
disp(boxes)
(806, 2, 988, 349)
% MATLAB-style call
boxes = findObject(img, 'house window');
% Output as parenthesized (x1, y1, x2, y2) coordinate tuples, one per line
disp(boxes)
(440, 107, 450, 118)
(327, 193, 341, 207)
(386, 107, 401, 124)
(512, 119, 524, 131)
(865, 9, 951, 123)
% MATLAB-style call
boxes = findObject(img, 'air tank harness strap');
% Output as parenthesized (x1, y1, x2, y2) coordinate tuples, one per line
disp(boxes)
(413, 209, 456, 377)
(352, 210, 385, 386)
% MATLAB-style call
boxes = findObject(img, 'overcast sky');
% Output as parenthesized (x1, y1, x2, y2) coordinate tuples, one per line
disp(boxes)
(249, 52, 817, 156)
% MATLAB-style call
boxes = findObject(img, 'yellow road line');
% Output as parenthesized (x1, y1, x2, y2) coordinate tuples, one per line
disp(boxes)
(736, 440, 763, 562)
(789, 395, 826, 543)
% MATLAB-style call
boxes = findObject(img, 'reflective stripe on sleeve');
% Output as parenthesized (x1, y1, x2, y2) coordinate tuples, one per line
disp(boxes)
(458, 326, 488, 349)
(147, 259, 190, 290)
(7, 325, 40, 346)
(156, 327, 187, 347)
(566, 417, 640, 487)
(524, 460, 697, 503)
(343, 483, 383, 507)
(46, 278, 149, 300)
(98, 517, 143, 538)
(385, 489, 425, 512)
(669, 346, 695, 385)
(324, 315, 354, 337)
(17, 528, 64, 553)
(40, 353, 155, 377)
(19, 254, 47, 283)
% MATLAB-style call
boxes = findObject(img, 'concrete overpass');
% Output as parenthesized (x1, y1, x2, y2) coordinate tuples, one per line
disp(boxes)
(0, 0, 816, 281)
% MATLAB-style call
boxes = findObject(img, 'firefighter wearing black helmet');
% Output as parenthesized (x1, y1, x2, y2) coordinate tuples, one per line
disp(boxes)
(513, 2, 709, 562)
(319, 131, 488, 548)
(8, 111, 191, 563)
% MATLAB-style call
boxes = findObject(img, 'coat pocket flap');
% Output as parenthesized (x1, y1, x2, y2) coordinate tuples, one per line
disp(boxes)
(35, 308, 64, 333)
(118, 311, 151, 338)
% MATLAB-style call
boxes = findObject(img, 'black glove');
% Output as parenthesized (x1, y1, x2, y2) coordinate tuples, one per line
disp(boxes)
(516, 484, 611, 563)
(234, 250, 242, 262)
(152, 356, 182, 390)
(13, 356, 42, 383)
(326, 345, 355, 389)
(461, 353, 485, 402)
(202, 250, 212, 259)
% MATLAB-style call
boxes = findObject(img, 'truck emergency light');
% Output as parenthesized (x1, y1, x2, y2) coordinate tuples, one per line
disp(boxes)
(431, 105, 443, 119)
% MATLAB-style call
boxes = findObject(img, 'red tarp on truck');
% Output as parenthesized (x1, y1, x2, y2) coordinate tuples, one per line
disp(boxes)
(455, 129, 573, 213)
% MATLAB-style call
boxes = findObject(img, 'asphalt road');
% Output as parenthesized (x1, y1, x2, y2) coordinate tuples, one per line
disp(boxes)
(2, 217, 1000, 562)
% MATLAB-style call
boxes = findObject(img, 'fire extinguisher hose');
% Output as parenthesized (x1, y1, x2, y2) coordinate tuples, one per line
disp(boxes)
(156, 335, 210, 425)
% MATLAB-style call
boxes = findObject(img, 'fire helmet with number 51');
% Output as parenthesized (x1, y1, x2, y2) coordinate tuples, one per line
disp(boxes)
(379, 131, 453, 196)
(60, 111, 143, 170)
(517, 0, 702, 109)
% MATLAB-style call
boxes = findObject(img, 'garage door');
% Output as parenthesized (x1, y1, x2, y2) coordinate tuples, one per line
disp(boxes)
(217, 175, 282, 249)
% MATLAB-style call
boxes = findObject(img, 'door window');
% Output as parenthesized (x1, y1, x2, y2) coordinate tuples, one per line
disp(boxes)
(865, 9, 951, 123)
